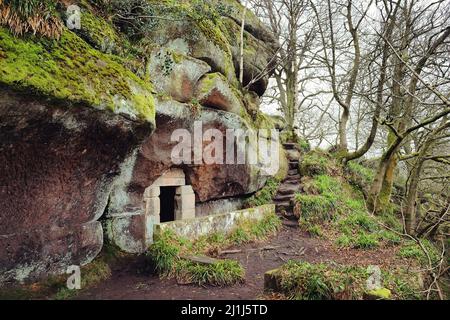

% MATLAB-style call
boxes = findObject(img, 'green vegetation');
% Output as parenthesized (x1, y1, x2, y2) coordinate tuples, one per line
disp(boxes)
(273, 261, 423, 300)
(0, 0, 62, 38)
(245, 178, 281, 208)
(294, 194, 336, 223)
(303, 222, 323, 237)
(0, 27, 156, 125)
(347, 161, 375, 185)
(299, 150, 338, 176)
(77, 9, 123, 54)
(279, 130, 311, 152)
(295, 152, 405, 249)
(52, 258, 112, 300)
(398, 240, 441, 266)
(148, 213, 281, 286)
(346, 161, 375, 193)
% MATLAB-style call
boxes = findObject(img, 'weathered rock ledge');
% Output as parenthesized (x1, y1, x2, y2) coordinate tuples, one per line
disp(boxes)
(0, 0, 281, 283)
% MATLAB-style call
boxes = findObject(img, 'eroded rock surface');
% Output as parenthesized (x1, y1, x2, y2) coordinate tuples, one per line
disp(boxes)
(0, 90, 152, 283)
(0, 0, 280, 282)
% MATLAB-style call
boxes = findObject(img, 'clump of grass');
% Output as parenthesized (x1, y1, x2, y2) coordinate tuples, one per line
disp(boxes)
(175, 259, 244, 286)
(274, 261, 423, 300)
(0, 0, 63, 38)
(148, 230, 181, 275)
(245, 178, 281, 208)
(277, 261, 368, 300)
(148, 213, 281, 286)
(336, 234, 352, 247)
(299, 150, 338, 177)
(148, 231, 244, 286)
(295, 194, 336, 223)
(231, 212, 282, 243)
(353, 233, 379, 249)
(347, 161, 375, 185)
(304, 222, 323, 237)
(338, 212, 377, 233)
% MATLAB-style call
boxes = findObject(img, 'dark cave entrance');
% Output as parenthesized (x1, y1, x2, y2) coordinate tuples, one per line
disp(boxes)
(159, 186, 176, 222)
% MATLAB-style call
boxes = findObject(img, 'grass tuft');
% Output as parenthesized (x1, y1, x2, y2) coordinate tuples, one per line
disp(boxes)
(148, 213, 281, 286)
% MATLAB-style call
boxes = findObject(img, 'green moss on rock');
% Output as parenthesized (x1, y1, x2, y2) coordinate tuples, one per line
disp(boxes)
(367, 288, 392, 300)
(77, 9, 123, 54)
(0, 27, 155, 125)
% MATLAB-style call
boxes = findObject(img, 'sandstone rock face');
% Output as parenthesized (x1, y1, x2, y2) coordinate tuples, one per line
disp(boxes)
(146, 0, 279, 96)
(0, 222, 102, 284)
(149, 49, 211, 103)
(0, 90, 152, 283)
(0, 0, 279, 281)
(195, 73, 244, 115)
(148, 17, 238, 88)
(108, 100, 267, 213)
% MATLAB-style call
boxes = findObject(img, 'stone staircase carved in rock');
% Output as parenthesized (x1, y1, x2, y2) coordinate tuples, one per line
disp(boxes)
(274, 143, 302, 226)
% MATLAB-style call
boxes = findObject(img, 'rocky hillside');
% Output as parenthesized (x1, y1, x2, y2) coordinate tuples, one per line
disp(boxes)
(0, 0, 283, 283)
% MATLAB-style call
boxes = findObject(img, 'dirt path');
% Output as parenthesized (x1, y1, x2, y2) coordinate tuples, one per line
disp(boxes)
(77, 224, 403, 300)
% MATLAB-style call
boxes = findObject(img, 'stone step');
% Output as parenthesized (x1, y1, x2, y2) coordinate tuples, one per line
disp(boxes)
(274, 194, 295, 202)
(275, 201, 293, 212)
(274, 199, 292, 205)
(282, 218, 299, 227)
(286, 149, 301, 161)
(289, 162, 299, 170)
(288, 169, 298, 176)
(284, 174, 301, 182)
(283, 143, 298, 150)
(277, 184, 300, 195)
(283, 179, 301, 185)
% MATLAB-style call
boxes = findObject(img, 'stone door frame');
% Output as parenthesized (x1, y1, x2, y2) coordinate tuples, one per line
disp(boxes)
(143, 168, 196, 225)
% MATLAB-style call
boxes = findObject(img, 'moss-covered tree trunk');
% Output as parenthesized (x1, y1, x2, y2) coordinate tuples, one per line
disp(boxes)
(378, 153, 398, 212)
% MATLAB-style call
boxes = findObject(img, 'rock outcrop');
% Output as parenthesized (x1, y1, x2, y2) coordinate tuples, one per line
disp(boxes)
(0, 0, 280, 283)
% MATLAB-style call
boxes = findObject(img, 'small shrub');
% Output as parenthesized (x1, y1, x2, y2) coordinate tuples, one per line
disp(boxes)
(298, 138, 311, 153)
(109, 0, 159, 40)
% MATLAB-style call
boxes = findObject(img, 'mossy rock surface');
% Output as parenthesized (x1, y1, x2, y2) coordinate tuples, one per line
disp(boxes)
(0, 27, 155, 125)
(366, 288, 392, 300)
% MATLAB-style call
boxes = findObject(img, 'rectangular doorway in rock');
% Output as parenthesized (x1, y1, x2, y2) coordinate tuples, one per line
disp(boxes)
(159, 186, 176, 222)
